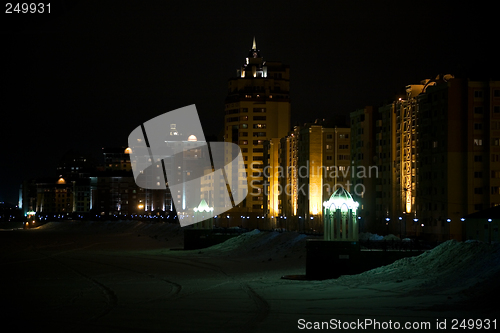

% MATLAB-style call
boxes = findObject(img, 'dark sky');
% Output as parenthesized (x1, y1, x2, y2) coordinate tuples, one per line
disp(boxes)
(1, 0, 498, 205)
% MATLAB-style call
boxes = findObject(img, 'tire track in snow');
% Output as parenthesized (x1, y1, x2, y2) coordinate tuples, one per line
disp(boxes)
(239, 282, 270, 333)
(123, 252, 271, 331)
(66, 256, 183, 301)
(119, 253, 230, 277)
(44, 254, 118, 322)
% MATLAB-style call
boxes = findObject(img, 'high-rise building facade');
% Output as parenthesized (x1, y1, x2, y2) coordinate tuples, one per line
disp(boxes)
(353, 75, 500, 240)
(349, 106, 378, 233)
(224, 38, 291, 214)
(413, 76, 500, 240)
(263, 120, 351, 232)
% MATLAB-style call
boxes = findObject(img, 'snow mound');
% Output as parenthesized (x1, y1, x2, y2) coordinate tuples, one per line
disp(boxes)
(359, 232, 384, 241)
(359, 232, 400, 241)
(383, 234, 400, 240)
(203, 230, 314, 259)
(335, 240, 500, 294)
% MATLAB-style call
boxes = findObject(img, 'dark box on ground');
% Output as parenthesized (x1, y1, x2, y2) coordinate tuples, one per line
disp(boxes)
(306, 239, 423, 280)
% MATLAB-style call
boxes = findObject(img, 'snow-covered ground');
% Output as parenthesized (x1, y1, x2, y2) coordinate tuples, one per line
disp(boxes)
(1, 221, 498, 332)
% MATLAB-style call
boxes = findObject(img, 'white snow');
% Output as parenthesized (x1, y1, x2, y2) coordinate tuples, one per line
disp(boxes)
(359, 232, 400, 241)
(2, 221, 499, 332)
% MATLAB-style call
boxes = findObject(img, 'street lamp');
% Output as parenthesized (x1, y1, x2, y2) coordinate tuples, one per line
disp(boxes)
(487, 219, 492, 243)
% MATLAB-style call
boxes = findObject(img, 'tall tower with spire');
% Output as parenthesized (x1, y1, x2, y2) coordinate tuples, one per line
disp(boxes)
(224, 37, 291, 216)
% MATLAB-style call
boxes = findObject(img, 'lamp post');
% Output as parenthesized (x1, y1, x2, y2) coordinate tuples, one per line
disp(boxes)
(398, 216, 403, 239)
(488, 218, 492, 244)
(446, 218, 452, 241)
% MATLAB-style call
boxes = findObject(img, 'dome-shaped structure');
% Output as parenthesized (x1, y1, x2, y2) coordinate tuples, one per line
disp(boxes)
(192, 199, 214, 229)
(323, 187, 359, 212)
(193, 199, 213, 213)
(323, 187, 359, 241)
(187, 135, 197, 142)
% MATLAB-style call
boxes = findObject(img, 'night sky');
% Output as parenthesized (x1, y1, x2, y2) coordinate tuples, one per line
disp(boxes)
(1, 0, 498, 205)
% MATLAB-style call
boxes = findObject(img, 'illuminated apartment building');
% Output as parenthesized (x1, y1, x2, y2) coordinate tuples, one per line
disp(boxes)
(263, 120, 350, 232)
(35, 177, 74, 215)
(357, 75, 500, 240)
(224, 38, 291, 214)
(413, 76, 500, 240)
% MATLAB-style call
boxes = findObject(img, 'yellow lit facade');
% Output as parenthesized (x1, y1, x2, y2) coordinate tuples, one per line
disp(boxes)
(399, 84, 424, 215)
(263, 121, 351, 232)
(224, 38, 291, 214)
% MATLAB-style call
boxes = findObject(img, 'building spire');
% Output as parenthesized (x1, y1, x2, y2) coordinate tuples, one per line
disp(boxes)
(252, 36, 256, 50)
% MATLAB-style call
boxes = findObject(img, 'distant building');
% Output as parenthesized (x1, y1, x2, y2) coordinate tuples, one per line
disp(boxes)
(352, 75, 500, 240)
(263, 120, 351, 232)
(102, 147, 132, 172)
(35, 177, 74, 215)
(96, 144, 175, 217)
(90, 172, 143, 216)
(350, 106, 378, 233)
(56, 150, 96, 179)
(224, 38, 291, 215)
